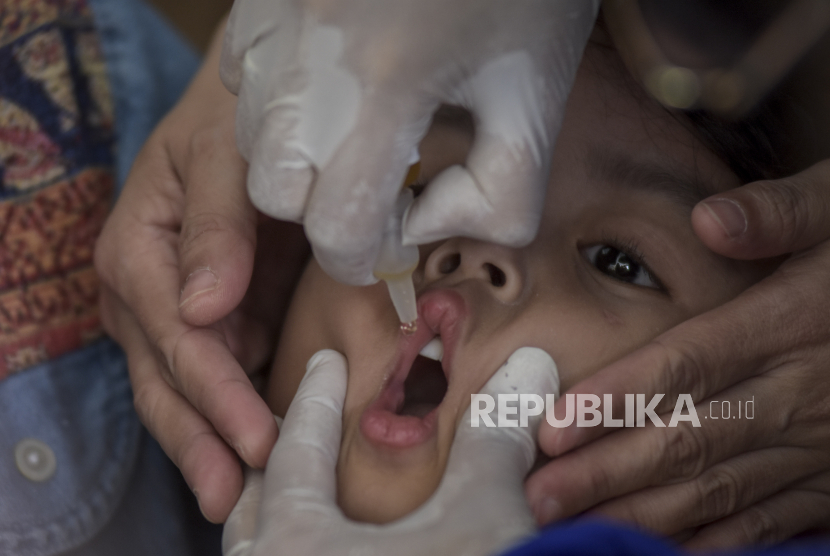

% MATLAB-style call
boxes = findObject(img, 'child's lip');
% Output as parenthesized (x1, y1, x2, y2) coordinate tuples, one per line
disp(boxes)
(359, 289, 466, 449)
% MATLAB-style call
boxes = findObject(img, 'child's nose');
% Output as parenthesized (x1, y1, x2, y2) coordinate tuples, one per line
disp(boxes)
(422, 238, 524, 303)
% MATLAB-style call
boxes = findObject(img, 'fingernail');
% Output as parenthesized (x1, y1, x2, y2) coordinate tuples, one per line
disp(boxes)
(232, 441, 247, 463)
(702, 198, 747, 239)
(179, 267, 218, 307)
(534, 497, 562, 525)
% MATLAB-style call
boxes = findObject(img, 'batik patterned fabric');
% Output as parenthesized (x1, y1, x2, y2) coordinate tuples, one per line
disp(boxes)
(0, 0, 114, 378)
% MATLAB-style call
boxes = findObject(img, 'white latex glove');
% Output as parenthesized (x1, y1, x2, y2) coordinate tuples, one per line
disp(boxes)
(221, 0, 599, 285)
(222, 347, 560, 556)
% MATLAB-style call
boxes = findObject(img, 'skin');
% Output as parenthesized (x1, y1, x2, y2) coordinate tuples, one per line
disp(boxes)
(265, 44, 777, 524)
(96, 15, 830, 542)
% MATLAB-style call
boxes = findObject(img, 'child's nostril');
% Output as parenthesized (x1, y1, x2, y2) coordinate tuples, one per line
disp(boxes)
(439, 253, 461, 275)
(485, 263, 506, 287)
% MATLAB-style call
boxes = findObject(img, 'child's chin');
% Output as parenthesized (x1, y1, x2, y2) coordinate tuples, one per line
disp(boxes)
(336, 458, 443, 524)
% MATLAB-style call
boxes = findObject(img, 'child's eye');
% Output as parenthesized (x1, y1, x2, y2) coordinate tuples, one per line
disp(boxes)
(582, 244, 660, 289)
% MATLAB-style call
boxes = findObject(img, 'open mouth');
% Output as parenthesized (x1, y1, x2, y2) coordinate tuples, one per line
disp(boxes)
(359, 290, 465, 449)
(399, 349, 448, 418)
(359, 334, 448, 448)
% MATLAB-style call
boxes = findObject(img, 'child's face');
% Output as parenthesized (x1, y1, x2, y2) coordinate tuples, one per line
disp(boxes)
(267, 46, 775, 524)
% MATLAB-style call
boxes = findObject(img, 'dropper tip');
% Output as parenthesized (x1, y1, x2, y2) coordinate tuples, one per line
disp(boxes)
(400, 320, 418, 336)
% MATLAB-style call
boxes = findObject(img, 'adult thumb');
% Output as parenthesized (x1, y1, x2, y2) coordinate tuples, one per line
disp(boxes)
(692, 159, 830, 260)
(177, 123, 257, 327)
(446, 348, 560, 486)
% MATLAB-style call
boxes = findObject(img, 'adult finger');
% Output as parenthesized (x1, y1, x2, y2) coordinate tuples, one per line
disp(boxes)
(110, 230, 276, 470)
(692, 159, 830, 260)
(163, 322, 278, 468)
(99, 183, 278, 474)
(102, 287, 243, 523)
(262, 350, 348, 505)
(403, 1, 596, 248)
(684, 474, 830, 550)
(409, 348, 559, 550)
(176, 106, 256, 327)
(590, 447, 826, 536)
(526, 386, 779, 525)
(98, 142, 278, 469)
(535, 254, 818, 460)
(405, 88, 550, 248)
(219, 0, 286, 95)
(301, 99, 430, 286)
(440, 348, 560, 502)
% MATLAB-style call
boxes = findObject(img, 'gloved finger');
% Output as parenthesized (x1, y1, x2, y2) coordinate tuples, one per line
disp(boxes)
(684, 476, 830, 550)
(244, 103, 316, 224)
(262, 349, 348, 506)
(406, 348, 559, 549)
(403, 3, 596, 247)
(692, 159, 830, 260)
(240, 10, 371, 228)
(441, 348, 560, 499)
(302, 100, 432, 285)
(526, 385, 779, 525)
(590, 447, 826, 536)
(103, 288, 243, 523)
(219, 0, 288, 95)
(222, 466, 265, 556)
(176, 110, 256, 327)
(404, 101, 548, 247)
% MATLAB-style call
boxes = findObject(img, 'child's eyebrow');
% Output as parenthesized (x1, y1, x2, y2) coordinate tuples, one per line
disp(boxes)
(587, 146, 721, 209)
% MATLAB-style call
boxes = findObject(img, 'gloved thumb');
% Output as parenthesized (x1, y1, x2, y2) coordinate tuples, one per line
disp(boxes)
(260, 350, 348, 514)
(408, 348, 558, 552)
(222, 466, 264, 556)
(403, 1, 597, 247)
(222, 415, 284, 556)
(691, 160, 830, 260)
(439, 348, 560, 501)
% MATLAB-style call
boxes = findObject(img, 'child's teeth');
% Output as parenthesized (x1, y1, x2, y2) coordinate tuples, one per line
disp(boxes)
(419, 337, 443, 361)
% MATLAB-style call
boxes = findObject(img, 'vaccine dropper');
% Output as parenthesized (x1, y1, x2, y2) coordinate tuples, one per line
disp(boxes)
(373, 166, 420, 335)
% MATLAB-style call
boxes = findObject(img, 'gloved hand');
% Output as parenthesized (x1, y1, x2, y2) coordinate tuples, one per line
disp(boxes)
(222, 347, 560, 556)
(220, 0, 599, 285)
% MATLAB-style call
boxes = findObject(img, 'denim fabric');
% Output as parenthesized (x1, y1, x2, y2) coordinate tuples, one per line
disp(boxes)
(87, 0, 200, 189)
(0, 1, 206, 555)
(0, 339, 140, 556)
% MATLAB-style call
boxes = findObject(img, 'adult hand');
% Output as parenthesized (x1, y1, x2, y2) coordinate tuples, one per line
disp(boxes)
(94, 21, 309, 523)
(222, 348, 560, 556)
(221, 0, 599, 286)
(525, 160, 830, 549)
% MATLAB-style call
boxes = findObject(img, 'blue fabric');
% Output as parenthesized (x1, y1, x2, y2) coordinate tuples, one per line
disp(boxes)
(0, 1, 204, 555)
(87, 0, 199, 189)
(501, 520, 830, 556)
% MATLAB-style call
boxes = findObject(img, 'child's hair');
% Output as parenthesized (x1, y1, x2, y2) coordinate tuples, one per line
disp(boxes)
(682, 97, 796, 183)
(588, 15, 798, 185)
